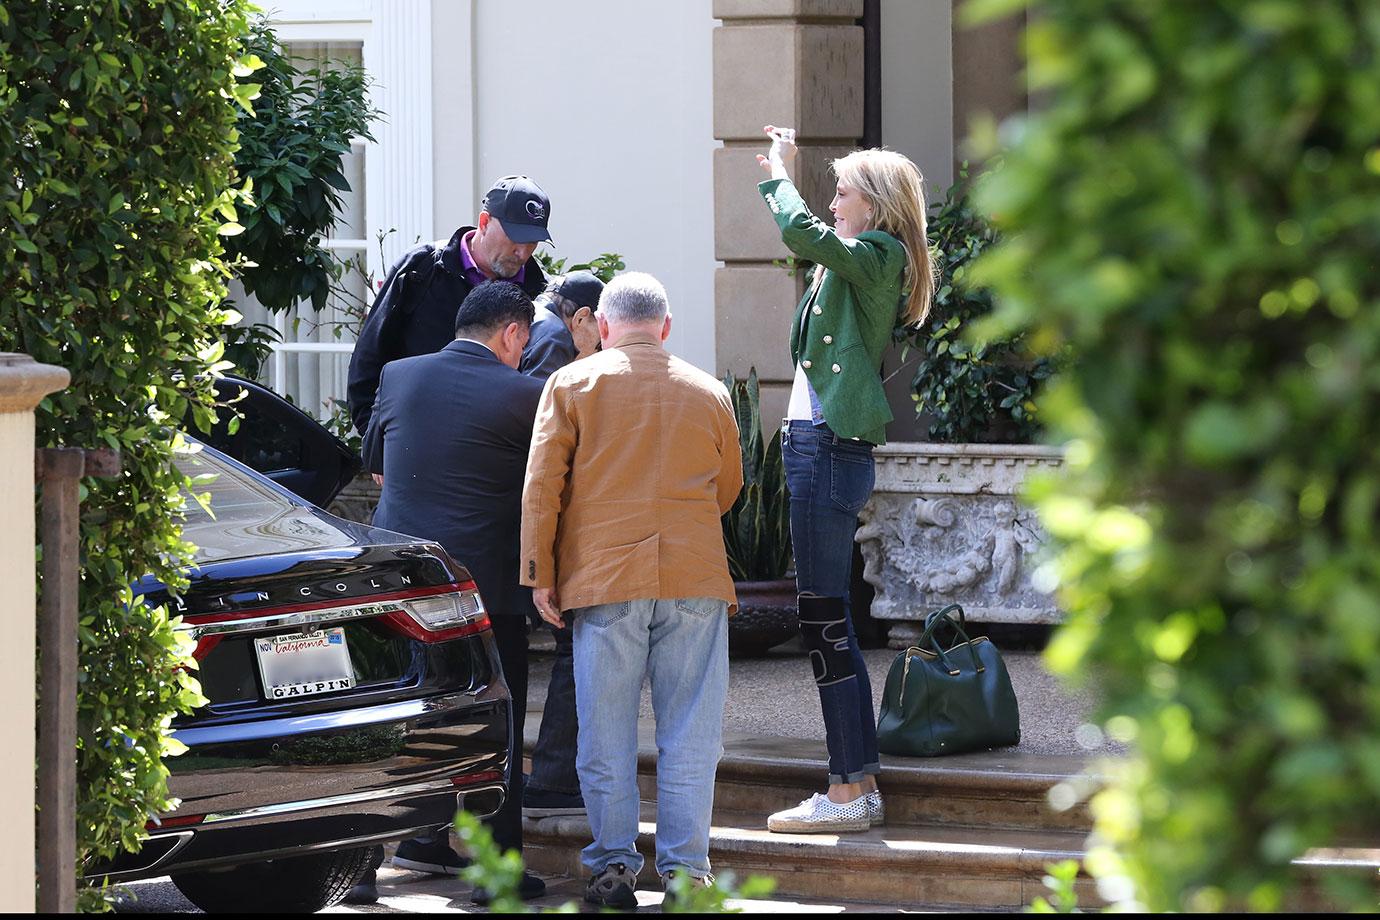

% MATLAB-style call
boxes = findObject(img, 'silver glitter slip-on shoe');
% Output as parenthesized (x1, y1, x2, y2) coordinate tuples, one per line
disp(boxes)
(767, 793, 871, 833)
(867, 790, 885, 827)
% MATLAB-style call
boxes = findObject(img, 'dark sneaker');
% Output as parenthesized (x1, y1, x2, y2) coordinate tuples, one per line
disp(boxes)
(471, 870, 547, 905)
(391, 837, 470, 875)
(585, 862, 639, 909)
(341, 868, 379, 905)
(661, 869, 713, 909)
(522, 786, 586, 818)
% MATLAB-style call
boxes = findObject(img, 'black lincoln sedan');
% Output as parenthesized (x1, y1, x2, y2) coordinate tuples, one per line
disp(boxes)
(91, 379, 513, 913)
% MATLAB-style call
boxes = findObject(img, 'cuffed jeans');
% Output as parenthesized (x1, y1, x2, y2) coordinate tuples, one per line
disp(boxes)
(572, 597, 729, 878)
(783, 420, 881, 785)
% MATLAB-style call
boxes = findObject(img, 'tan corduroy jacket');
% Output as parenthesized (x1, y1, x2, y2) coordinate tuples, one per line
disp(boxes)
(519, 331, 744, 613)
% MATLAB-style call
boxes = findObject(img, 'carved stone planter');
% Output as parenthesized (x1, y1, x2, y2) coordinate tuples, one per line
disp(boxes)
(855, 443, 1064, 648)
(729, 578, 797, 658)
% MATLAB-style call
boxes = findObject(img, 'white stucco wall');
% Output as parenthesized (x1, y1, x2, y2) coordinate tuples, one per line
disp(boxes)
(435, 0, 718, 373)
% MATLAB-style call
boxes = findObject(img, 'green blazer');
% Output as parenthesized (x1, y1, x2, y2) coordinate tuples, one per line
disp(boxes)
(759, 178, 906, 445)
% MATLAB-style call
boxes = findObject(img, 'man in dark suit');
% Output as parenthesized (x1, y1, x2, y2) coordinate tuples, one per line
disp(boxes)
(360, 281, 548, 904)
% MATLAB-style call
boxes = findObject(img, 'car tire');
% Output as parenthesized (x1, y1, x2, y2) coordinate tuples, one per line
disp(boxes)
(171, 846, 373, 914)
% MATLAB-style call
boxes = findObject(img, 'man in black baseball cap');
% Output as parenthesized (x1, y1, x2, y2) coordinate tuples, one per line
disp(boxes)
(519, 270, 604, 378)
(347, 175, 553, 440)
(343, 175, 556, 906)
(483, 175, 554, 244)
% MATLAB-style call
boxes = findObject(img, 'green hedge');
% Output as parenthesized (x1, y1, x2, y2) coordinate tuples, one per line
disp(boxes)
(968, 0, 1380, 910)
(0, 0, 254, 908)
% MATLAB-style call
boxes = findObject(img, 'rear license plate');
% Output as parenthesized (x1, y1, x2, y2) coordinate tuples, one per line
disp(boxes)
(254, 627, 356, 700)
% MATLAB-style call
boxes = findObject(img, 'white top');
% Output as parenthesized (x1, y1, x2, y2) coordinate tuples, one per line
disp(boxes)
(787, 362, 814, 421)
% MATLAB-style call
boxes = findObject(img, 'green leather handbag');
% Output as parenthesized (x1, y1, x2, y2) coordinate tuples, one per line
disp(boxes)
(876, 604, 1021, 757)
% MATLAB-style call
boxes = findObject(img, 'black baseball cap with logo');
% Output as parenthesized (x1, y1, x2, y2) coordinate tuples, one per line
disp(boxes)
(551, 270, 605, 310)
(482, 175, 553, 244)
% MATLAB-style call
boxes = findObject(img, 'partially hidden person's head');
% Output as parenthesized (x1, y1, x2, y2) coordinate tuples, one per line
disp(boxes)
(830, 149, 937, 327)
(454, 280, 536, 369)
(596, 272, 671, 348)
(473, 175, 552, 280)
(544, 270, 604, 327)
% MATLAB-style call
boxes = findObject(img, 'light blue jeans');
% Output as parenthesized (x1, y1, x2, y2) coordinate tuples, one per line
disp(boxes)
(572, 596, 729, 878)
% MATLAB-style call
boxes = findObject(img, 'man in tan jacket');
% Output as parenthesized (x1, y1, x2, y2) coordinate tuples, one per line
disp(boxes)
(520, 272, 742, 908)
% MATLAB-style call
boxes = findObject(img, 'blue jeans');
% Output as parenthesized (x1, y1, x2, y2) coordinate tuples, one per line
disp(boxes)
(782, 420, 881, 785)
(572, 597, 729, 878)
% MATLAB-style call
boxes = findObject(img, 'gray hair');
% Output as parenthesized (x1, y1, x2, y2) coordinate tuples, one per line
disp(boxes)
(598, 271, 668, 324)
(534, 290, 575, 319)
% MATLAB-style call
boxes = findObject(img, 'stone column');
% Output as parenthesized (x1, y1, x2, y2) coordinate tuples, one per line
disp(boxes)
(713, 0, 864, 426)
(0, 354, 69, 914)
(951, 0, 1027, 168)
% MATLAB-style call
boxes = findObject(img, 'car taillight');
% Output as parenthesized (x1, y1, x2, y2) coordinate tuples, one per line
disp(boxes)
(381, 581, 490, 643)
(147, 812, 204, 831)
(190, 635, 222, 661)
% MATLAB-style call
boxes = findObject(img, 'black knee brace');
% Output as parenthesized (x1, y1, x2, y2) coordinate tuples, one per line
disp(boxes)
(797, 593, 856, 688)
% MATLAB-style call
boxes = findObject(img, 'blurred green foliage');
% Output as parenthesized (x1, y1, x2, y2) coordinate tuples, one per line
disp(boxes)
(0, 0, 254, 908)
(966, 0, 1380, 910)
(1029, 859, 1081, 913)
(902, 170, 1053, 443)
(452, 810, 776, 913)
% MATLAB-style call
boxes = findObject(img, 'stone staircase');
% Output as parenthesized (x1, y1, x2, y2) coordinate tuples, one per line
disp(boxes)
(522, 729, 1380, 912)
(522, 730, 1102, 911)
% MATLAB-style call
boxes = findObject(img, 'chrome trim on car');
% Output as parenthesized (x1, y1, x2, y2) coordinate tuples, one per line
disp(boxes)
(201, 777, 502, 824)
(183, 600, 402, 638)
(180, 590, 486, 639)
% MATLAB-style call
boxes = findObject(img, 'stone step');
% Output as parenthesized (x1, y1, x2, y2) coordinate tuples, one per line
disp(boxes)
(523, 805, 1098, 911)
(521, 725, 1380, 910)
(525, 728, 1095, 834)
(685, 732, 1093, 833)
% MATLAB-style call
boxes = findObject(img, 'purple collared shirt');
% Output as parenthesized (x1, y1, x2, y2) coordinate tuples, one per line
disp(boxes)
(459, 230, 526, 288)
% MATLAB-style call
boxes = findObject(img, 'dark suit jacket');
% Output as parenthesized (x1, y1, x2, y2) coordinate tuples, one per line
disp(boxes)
(347, 228, 546, 437)
(363, 339, 546, 618)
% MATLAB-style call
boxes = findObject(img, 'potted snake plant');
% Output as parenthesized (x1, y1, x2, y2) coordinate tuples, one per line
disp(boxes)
(721, 368, 796, 657)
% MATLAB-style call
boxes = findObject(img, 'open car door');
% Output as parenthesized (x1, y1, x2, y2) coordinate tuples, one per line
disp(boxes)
(187, 375, 362, 508)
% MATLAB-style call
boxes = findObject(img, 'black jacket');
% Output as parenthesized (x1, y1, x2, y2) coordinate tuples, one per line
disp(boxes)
(518, 301, 577, 379)
(346, 227, 546, 436)
(362, 339, 546, 618)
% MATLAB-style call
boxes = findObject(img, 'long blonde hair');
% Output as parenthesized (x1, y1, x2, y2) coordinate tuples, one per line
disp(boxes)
(831, 149, 937, 327)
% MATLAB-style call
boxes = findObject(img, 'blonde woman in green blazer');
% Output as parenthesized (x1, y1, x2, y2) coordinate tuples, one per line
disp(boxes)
(756, 125, 935, 834)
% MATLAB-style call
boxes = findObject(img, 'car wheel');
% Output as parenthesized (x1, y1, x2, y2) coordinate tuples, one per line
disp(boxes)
(171, 846, 373, 914)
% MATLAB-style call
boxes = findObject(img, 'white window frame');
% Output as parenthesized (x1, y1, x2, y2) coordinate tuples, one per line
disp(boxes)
(262, 1, 434, 402)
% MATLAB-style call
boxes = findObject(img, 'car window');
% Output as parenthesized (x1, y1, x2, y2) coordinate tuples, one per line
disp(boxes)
(174, 442, 357, 564)
(241, 405, 308, 473)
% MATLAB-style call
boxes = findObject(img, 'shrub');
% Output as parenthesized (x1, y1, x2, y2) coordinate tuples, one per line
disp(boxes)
(0, 0, 255, 908)
(968, 0, 1380, 910)
(902, 170, 1053, 443)
(535, 250, 626, 284)
(224, 17, 378, 313)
